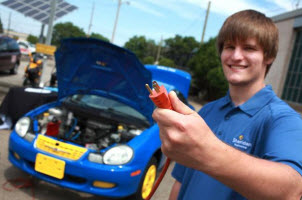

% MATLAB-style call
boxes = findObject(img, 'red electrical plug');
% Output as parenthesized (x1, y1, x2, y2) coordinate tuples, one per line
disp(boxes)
(145, 81, 173, 110)
(144, 81, 173, 200)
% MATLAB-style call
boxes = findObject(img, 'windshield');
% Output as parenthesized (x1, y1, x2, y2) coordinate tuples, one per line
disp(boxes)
(29, 43, 35, 48)
(68, 94, 148, 122)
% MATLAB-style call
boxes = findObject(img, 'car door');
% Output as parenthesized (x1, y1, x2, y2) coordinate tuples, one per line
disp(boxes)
(0, 38, 10, 70)
(7, 39, 20, 69)
(18, 41, 29, 55)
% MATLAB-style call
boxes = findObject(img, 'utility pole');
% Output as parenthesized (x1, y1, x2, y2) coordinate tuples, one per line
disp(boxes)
(201, 1, 211, 45)
(39, 24, 45, 43)
(7, 12, 11, 36)
(155, 36, 163, 65)
(111, 0, 129, 43)
(46, 0, 57, 45)
(296, 0, 301, 9)
(87, 1, 95, 36)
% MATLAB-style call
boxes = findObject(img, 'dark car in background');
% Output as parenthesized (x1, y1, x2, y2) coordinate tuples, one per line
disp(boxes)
(0, 35, 21, 74)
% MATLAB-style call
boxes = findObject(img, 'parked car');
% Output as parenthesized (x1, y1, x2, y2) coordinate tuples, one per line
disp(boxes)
(17, 40, 36, 55)
(8, 38, 192, 199)
(0, 35, 21, 74)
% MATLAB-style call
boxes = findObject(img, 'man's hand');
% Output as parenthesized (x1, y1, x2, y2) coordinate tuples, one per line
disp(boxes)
(152, 91, 221, 171)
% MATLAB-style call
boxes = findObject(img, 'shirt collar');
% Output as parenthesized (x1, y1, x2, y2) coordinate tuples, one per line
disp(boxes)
(219, 85, 275, 116)
(220, 91, 232, 108)
(238, 85, 275, 116)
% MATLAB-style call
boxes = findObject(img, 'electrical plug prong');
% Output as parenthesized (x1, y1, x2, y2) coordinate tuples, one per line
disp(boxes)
(145, 84, 153, 95)
(153, 81, 160, 93)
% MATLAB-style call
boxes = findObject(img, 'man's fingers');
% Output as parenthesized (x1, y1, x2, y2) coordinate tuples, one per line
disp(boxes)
(152, 108, 180, 127)
(169, 91, 194, 115)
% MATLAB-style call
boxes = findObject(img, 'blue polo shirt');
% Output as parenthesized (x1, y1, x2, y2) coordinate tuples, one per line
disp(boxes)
(172, 85, 302, 200)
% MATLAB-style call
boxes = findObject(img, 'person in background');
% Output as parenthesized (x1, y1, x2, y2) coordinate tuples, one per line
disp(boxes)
(153, 9, 302, 200)
(23, 52, 43, 87)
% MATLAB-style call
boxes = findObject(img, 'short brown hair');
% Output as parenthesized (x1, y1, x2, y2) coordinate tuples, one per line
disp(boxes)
(217, 10, 279, 74)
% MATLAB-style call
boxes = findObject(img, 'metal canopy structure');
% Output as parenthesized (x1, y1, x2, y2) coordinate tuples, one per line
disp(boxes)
(1, 0, 77, 24)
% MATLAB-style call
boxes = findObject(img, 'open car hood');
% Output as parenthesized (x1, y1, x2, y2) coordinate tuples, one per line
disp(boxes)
(55, 38, 154, 123)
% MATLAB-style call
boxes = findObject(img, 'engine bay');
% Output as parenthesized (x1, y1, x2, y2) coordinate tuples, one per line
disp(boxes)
(35, 105, 144, 151)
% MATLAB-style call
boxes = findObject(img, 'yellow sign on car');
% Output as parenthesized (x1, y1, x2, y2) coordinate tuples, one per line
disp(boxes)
(35, 43, 57, 56)
(35, 153, 65, 179)
(36, 134, 87, 160)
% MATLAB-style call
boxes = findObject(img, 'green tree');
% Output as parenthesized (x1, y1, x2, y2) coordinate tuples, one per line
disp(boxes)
(51, 22, 86, 47)
(146, 39, 157, 60)
(89, 32, 109, 42)
(162, 35, 199, 68)
(0, 18, 3, 34)
(27, 34, 39, 44)
(207, 67, 228, 100)
(188, 37, 227, 100)
(124, 36, 148, 61)
(124, 36, 157, 62)
(143, 56, 155, 64)
(159, 57, 175, 67)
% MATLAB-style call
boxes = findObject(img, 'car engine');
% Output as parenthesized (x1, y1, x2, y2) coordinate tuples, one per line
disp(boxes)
(36, 106, 143, 151)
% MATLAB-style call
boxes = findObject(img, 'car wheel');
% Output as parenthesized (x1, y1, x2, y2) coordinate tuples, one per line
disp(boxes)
(135, 157, 157, 200)
(10, 63, 19, 74)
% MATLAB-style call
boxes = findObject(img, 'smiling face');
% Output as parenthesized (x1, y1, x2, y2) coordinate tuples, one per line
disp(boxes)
(221, 38, 272, 88)
(217, 10, 279, 78)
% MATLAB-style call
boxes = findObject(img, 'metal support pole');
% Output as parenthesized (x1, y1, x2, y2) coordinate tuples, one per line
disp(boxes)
(39, 24, 45, 43)
(46, 0, 57, 45)
(201, 1, 211, 45)
(6, 12, 11, 36)
(111, 0, 121, 43)
(155, 36, 163, 65)
(87, 1, 95, 36)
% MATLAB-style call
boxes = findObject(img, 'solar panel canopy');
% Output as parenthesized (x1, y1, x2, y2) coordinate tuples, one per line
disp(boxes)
(1, 0, 77, 24)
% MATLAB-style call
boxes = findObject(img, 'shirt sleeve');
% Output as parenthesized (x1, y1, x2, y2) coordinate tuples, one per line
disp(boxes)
(171, 163, 186, 183)
(263, 112, 302, 176)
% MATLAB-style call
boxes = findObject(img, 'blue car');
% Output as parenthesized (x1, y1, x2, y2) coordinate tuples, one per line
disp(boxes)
(8, 38, 191, 199)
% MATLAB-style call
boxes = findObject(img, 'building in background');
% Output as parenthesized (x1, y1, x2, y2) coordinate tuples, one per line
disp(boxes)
(266, 8, 302, 108)
(4, 29, 28, 40)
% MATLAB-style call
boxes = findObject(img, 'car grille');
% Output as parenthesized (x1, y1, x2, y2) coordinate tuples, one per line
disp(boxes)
(35, 135, 87, 160)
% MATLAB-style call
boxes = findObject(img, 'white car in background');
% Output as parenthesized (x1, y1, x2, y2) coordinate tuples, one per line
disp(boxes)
(17, 40, 36, 55)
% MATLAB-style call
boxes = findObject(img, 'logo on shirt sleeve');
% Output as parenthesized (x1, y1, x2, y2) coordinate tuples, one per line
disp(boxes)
(232, 135, 252, 150)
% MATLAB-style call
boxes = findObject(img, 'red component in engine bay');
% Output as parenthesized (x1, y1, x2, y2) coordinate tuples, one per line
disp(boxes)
(46, 121, 61, 136)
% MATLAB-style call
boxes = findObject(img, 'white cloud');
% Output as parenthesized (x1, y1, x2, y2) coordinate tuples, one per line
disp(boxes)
(136, 0, 202, 19)
(130, 1, 164, 17)
(266, 0, 293, 11)
(132, 0, 294, 20)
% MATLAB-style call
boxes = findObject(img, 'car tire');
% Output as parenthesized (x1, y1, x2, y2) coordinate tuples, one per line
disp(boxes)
(10, 63, 19, 75)
(135, 157, 158, 200)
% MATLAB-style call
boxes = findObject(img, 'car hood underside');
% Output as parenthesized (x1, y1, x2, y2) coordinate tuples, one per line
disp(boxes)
(55, 38, 154, 123)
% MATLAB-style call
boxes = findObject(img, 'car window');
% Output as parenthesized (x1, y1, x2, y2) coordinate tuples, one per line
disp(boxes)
(19, 44, 26, 48)
(29, 43, 35, 48)
(8, 39, 20, 51)
(18, 42, 28, 48)
(172, 89, 189, 105)
(69, 94, 148, 122)
(0, 39, 8, 51)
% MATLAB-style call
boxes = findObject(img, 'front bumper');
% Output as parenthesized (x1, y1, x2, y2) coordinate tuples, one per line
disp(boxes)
(8, 131, 143, 198)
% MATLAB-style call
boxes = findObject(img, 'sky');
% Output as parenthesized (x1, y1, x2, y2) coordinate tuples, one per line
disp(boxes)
(0, 0, 300, 46)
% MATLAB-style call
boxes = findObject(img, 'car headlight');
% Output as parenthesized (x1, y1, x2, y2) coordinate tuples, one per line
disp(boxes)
(88, 153, 103, 164)
(103, 145, 133, 165)
(15, 117, 31, 137)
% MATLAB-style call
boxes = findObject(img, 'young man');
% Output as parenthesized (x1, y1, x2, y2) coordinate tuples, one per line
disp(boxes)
(152, 10, 302, 200)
